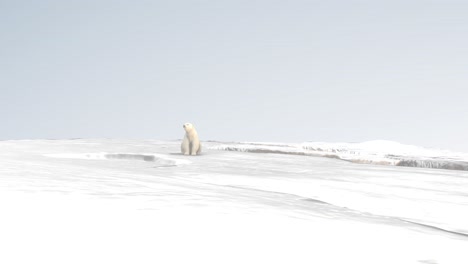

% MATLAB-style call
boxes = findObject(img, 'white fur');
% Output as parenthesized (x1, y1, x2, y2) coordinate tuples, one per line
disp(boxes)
(181, 123, 201, 155)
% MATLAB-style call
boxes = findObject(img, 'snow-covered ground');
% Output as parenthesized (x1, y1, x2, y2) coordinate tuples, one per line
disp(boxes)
(1, 139, 467, 264)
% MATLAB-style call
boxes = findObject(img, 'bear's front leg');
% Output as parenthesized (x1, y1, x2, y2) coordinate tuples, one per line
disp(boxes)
(190, 140, 199, 156)
(181, 136, 190, 155)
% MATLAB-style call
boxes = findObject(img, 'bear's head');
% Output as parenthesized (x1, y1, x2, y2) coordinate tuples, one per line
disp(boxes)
(183, 123, 195, 132)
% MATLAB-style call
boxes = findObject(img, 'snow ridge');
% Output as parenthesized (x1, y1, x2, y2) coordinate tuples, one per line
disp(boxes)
(210, 140, 468, 171)
(45, 152, 191, 166)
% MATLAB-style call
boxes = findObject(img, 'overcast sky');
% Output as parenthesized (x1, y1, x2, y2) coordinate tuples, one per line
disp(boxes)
(1, 0, 467, 151)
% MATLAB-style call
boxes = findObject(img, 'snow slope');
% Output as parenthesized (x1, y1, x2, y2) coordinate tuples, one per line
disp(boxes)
(1, 139, 467, 264)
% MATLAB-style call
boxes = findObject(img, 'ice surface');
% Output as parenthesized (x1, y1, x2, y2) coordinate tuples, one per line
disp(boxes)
(1, 139, 467, 264)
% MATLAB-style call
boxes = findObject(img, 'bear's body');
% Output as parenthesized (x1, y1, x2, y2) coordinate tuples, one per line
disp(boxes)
(181, 123, 201, 155)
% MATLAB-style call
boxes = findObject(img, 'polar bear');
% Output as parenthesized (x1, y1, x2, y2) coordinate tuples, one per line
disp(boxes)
(181, 123, 201, 155)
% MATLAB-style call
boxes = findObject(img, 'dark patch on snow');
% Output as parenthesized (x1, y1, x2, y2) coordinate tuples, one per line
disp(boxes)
(301, 198, 330, 205)
(396, 159, 468, 171)
(400, 219, 468, 238)
(105, 154, 157, 162)
(419, 260, 438, 264)
(102, 153, 185, 167)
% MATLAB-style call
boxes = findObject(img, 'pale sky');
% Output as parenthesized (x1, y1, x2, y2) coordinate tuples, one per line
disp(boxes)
(1, 0, 467, 151)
